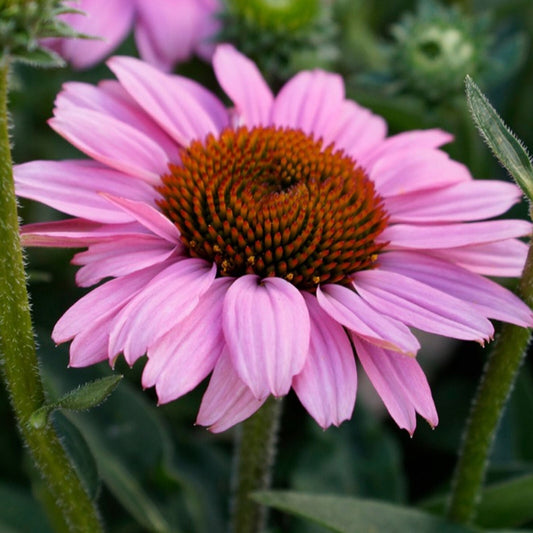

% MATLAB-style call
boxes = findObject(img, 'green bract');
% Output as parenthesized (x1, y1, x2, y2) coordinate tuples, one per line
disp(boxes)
(0, 0, 85, 66)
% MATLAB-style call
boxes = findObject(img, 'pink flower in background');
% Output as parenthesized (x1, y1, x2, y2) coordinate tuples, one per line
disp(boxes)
(43, 0, 220, 71)
(15, 45, 533, 434)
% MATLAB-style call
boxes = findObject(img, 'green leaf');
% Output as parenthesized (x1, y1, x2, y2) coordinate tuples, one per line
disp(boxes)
(30, 375, 123, 428)
(465, 75, 533, 204)
(52, 413, 100, 501)
(253, 491, 478, 533)
(474, 474, 533, 528)
(422, 473, 533, 528)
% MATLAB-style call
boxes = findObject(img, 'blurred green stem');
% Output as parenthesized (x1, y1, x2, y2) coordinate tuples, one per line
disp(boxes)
(447, 235, 533, 524)
(0, 59, 103, 532)
(231, 397, 282, 533)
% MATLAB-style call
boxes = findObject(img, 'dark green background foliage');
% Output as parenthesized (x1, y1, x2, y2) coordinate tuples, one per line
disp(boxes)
(2, 0, 533, 531)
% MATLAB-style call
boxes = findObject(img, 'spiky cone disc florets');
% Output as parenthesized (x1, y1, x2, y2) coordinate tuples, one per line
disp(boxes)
(0, 0, 86, 66)
(158, 125, 388, 291)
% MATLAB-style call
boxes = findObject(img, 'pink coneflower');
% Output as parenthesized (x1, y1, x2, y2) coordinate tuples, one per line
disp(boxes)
(16, 45, 533, 434)
(43, 0, 220, 71)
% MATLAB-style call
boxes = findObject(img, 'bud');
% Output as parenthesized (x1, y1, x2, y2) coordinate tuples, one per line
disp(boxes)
(219, 0, 339, 83)
(390, 0, 486, 102)
(0, 0, 86, 66)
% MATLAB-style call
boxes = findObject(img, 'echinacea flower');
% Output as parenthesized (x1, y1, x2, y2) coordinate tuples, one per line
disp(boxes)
(16, 45, 533, 434)
(42, 0, 220, 71)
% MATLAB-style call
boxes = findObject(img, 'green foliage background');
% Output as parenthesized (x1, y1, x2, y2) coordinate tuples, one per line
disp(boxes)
(2, 0, 533, 531)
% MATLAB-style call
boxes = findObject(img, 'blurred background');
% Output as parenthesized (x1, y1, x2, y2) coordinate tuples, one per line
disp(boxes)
(2, 0, 533, 531)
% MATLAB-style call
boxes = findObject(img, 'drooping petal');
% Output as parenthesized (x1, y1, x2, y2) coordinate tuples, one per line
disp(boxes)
(14, 160, 157, 223)
(353, 337, 437, 434)
(100, 194, 181, 243)
(134, 0, 201, 71)
(360, 128, 453, 169)
(72, 235, 179, 287)
(43, 0, 134, 70)
(49, 109, 169, 185)
(143, 278, 232, 404)
(56, 81, 178, 159)
(196, 349, 266, 433)
(213, 43, 274, 127)
(108, 56, 228, 146)
(53, 262, 169, 348)
(352, 269, 494, 342)
(20, 219, 150, 248)
(381, 220, 532, 249)
(378, 251, 533, 327)
(223, 275, 310, 399)
(292, 293, 357, 428)
(370, 149, 471, 197)
(316, 284, 420, 355)
(323, 100, 387, 161)
(430, 240, 529, 277)
(272, 70, 345, 135)
(384, 180, 521, 223)
(109, 258, 217, 365)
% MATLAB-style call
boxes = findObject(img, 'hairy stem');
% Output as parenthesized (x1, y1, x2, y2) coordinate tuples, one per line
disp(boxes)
(231, 397, 283, 533)
(447, 237, 533, 523)
(0, 59, 103, 532)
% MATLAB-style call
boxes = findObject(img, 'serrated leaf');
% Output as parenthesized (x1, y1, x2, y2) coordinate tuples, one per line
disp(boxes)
(30, 375, 123, 428)
(253, 491, 478, 533)
(465, 75, 533, 205)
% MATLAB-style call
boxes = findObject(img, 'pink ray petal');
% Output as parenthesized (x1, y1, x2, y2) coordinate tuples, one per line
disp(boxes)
(49, 110, 169, 185)
(292, 293, 357, 428)
(272, 70, 345, 135)
(56, 81, 178, 159)
(100, 194, 180, 243)
(316, 284, 420, 355)
(134, 0, 219, 71)
(352, 269, 494, 342)
(223, 275, 310, 399)
(43, 0, 134, 70)
(53, 262, 169, 345)
(430, 240, 529, 277)
(213, 44, 274, 127)
(381, 220, 532, 249)
(68, 315, 112, 367)
(109, 258, 216, 365)
(196, 349, 266, 433)
(20, 219, 150, 248)
(384, 180, 521, 223)
(323, 100, 387, 161)
(143, 278, 232, 404)
(353, 337, 437, 434)
(370, 149, 471, 196)
(72, 235, 179, 287)
(360, 129, 453, 169)
(15, 160, 157, 223)
(108, 56, 228, 146)
(378, 251, 533, 327)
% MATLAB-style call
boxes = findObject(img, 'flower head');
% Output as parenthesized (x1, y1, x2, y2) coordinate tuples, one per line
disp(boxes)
(42, 0, 220, 70)
(16, 45, 533, 434)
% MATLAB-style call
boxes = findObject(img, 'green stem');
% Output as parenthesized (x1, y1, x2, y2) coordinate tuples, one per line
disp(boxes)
(0, 59, 103, 532)
(231, 397, 283, 533)
(446, 237, 533, 524)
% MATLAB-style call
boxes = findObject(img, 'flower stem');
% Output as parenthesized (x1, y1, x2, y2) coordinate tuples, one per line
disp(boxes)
(0, 59, 103, 532)
(446, 236, 533, 524)
(231, 397, 283, 533)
